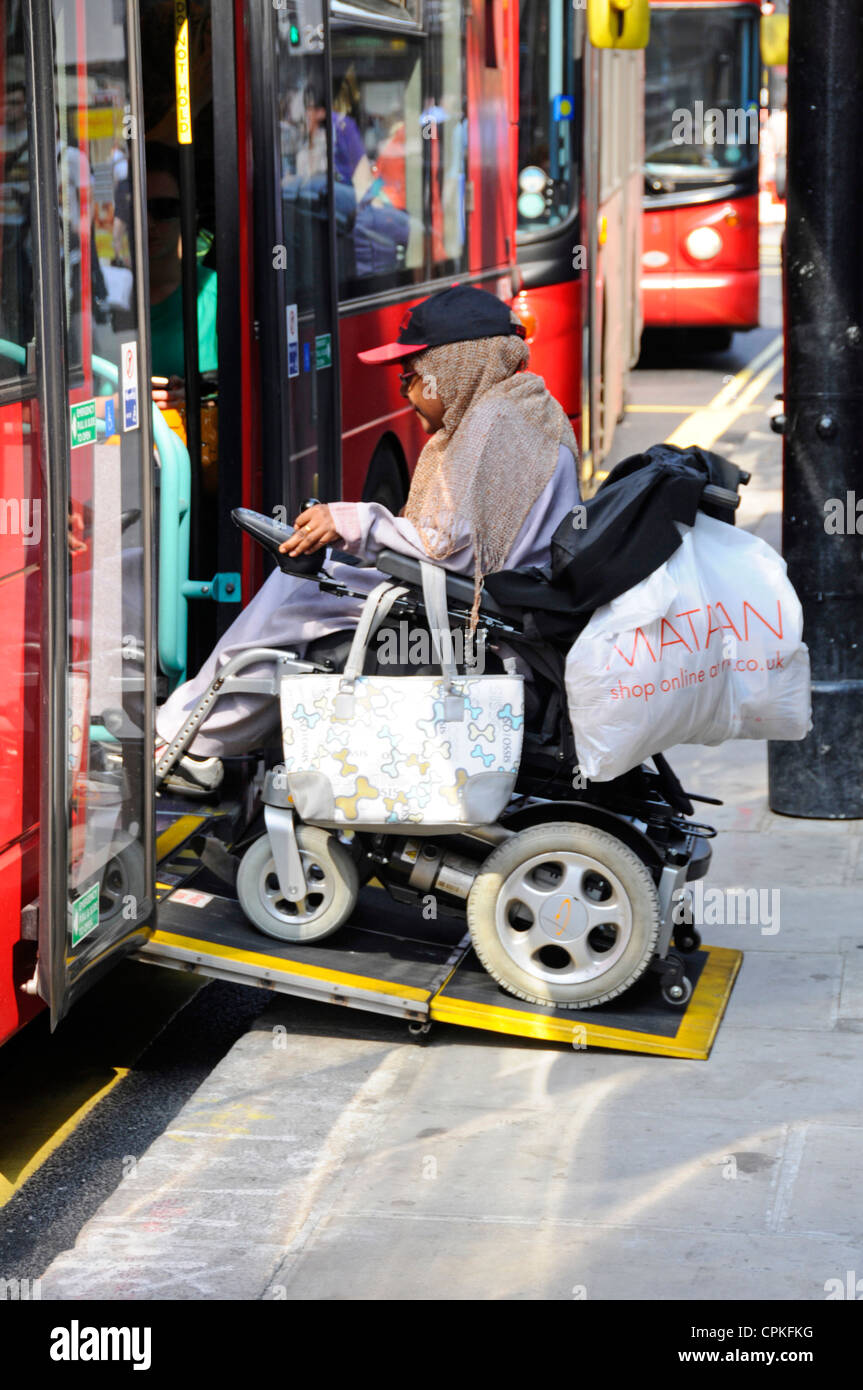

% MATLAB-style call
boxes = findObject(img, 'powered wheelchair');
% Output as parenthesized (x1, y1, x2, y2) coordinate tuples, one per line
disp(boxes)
(155, 505, 726, 1012)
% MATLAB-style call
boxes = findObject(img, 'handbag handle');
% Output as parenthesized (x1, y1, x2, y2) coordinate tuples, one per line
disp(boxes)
(341, 580, 409, 686)
(420, 560, 458, 689)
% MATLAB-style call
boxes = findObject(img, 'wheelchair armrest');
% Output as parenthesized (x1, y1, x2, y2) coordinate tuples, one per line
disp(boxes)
(376, 549, 506, 620)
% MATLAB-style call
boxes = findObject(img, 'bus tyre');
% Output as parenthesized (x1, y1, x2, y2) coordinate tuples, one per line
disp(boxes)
(467, 823, 660, 1009)
(237, 826, 359, 944)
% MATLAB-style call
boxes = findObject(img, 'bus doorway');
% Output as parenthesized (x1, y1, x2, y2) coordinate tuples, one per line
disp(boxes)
(137, 0, 341, 679)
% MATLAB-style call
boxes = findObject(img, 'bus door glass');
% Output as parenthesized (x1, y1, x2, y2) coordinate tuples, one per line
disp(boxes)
(258, 0, 340, 516)
(42, 0, 155, 1023)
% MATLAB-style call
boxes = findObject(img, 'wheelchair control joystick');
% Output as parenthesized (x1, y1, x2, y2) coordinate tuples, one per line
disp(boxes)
(231, 507, 322, 576)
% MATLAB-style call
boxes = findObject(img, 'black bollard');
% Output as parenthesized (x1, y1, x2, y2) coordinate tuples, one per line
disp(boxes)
(768, 0, 863, 818)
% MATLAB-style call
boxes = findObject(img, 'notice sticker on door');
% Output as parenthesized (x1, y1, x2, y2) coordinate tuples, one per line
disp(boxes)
(121, 340, 139, 431)
(315, 333, 332, 370)
(70, 399, 97, 449)
(71, 881, 100, 947)
(286, 303, 299, 379)
(104, 396, 116, 437)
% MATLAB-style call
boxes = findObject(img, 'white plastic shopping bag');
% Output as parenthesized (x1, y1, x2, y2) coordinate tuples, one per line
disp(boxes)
(565, 513, 811, 781)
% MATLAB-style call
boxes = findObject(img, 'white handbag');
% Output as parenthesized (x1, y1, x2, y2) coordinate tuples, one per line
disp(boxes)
(279, 561, 524, 827)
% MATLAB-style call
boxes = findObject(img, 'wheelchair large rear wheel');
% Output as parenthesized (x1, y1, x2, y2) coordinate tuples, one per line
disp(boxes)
(467, 822, 660, 1009)
(237, 826, 359, 944)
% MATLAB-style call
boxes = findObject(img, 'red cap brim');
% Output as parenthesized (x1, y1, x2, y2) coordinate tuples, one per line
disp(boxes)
(357, 340, 429, 365)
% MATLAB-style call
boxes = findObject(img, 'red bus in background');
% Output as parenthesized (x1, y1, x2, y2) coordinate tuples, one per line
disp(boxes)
(514, 1, 645, 486)
(641, 0, 761, 340)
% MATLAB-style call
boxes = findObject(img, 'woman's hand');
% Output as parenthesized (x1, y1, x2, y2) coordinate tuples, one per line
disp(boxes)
(152, 376, 185, 410)
(279, 503, 341, 556)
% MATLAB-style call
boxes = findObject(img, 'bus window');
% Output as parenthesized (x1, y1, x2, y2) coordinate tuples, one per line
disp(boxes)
(644, 4, 761, 195)
(0, 8, 32, 386)
(517, 0, 578, 235)
(330, 35, 425, 295)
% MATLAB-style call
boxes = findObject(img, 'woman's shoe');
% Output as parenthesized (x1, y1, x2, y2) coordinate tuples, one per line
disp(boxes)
(155, 741, 224, 798)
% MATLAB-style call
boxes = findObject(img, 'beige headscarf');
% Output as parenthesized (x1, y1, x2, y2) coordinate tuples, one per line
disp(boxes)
(403, 329, 579, 626)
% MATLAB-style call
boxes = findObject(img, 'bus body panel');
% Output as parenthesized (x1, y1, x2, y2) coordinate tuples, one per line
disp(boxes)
(514, 277, 583, 430)
(643, 191, 759, 327)
(0, 403, 42, 1043)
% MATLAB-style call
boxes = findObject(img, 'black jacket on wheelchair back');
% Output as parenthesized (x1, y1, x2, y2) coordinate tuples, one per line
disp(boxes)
(548, 442, 748, 616)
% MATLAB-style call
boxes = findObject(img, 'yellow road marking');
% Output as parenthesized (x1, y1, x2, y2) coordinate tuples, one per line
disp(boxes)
(0, 1070, 131, 1205)
(703, 334, 782, 412)
(0, 968, 203, 1206)
(665, 341, 783, 450)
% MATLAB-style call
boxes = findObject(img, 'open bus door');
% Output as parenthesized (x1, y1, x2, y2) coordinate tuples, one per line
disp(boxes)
(23, 0, 157, 1028)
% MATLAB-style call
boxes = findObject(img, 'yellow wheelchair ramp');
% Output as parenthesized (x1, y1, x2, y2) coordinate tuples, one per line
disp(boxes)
(430, 944, 742, 1059)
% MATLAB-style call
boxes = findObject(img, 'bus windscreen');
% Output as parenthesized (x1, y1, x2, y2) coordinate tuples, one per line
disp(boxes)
(644, 4, 760, 194)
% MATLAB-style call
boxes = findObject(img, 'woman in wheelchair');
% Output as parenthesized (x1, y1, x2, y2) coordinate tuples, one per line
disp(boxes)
(155, 285, 580, 795)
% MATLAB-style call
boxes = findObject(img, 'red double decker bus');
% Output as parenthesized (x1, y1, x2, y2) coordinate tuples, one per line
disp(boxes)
(641, 0, 762, 341)
(0, 0, 646, 1048)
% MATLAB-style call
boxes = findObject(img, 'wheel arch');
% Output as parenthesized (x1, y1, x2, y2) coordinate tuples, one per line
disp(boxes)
(502, 800, 664, 876)
(361, 431, 410, 512)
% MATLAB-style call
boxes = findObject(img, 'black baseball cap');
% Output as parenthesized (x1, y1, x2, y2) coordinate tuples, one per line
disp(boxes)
(357, 285, 525, 365)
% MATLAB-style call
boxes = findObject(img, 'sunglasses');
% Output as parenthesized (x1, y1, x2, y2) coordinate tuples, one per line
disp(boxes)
(397, 368, 418, 391)
(147, 197, 182, 221)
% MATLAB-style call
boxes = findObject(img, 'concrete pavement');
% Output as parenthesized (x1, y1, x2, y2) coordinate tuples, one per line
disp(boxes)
(37, 376, 863, 1300)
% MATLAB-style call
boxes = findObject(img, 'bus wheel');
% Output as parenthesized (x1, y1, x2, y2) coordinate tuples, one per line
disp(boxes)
(362, 438, 408, 514)
(237, 826, 359, 943)
(691, 327, 733, 354)
(467, 823, 660, 1009)
(99, 841, 147, 930)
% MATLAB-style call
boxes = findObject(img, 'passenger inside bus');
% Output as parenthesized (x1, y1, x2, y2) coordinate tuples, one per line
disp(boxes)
(155, 287, 580, 797)
(331, 66, 413, 281)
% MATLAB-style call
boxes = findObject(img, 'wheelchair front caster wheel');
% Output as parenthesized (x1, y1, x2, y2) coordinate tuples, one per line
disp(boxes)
(237, 825, 359, 943)
(661, 974, 693, 1008)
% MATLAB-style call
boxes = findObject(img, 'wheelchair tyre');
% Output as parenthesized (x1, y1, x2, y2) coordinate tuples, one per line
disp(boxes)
(237, 826, 359, 943)
(467, 822, 660, 1009)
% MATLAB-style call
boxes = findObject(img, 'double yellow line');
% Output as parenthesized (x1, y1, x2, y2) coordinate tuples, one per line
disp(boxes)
(664, 334, 783, 450)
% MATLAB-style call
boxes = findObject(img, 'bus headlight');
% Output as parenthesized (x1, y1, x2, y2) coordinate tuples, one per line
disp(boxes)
(685, 227, 723, 261)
